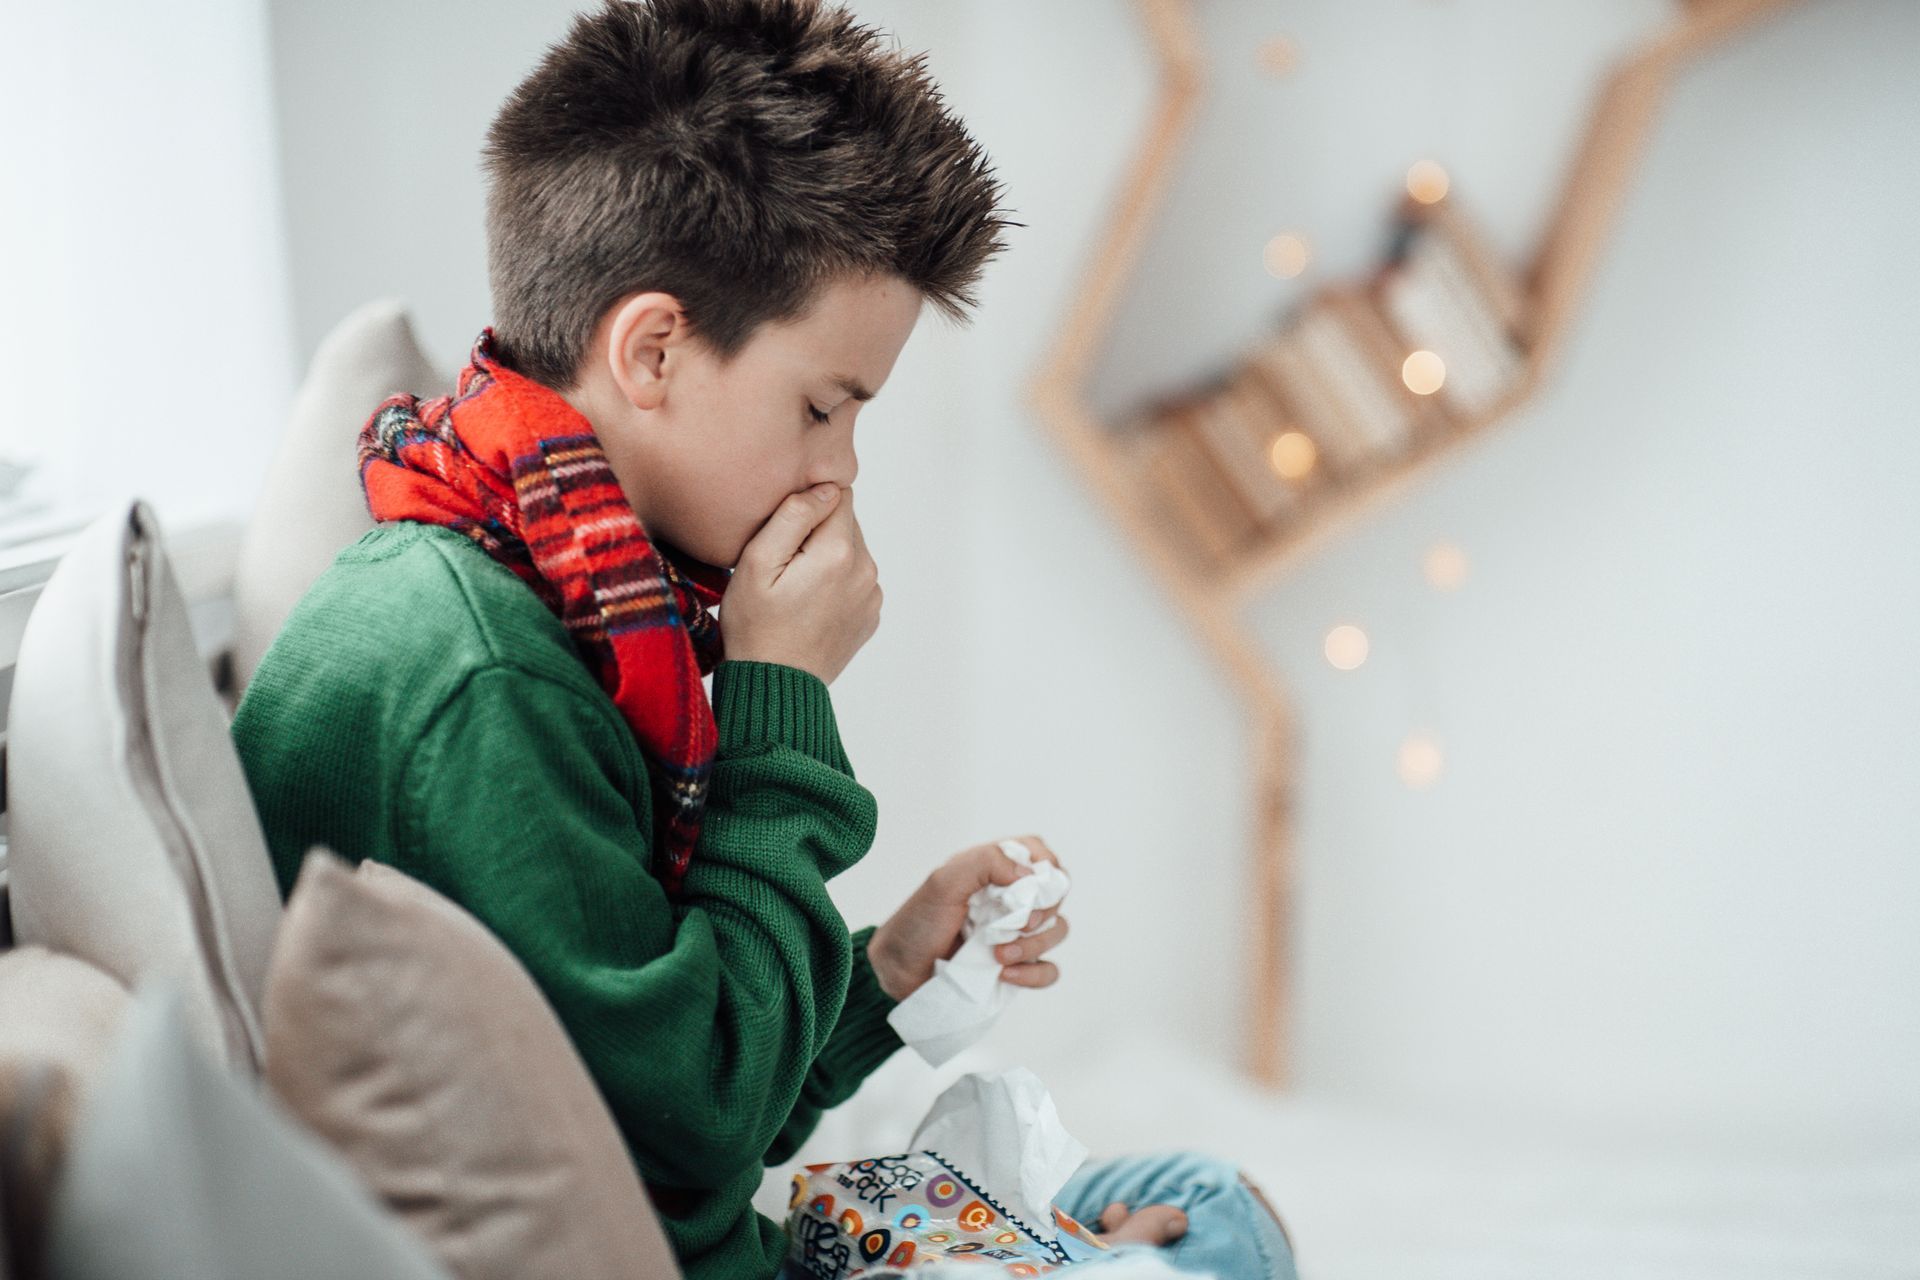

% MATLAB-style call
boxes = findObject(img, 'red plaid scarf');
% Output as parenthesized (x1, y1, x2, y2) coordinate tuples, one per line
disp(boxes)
(356, 328, 730, 896)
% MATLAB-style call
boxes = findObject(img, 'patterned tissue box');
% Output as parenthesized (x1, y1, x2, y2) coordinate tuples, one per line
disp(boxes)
(785, 1150, 1110, 1279)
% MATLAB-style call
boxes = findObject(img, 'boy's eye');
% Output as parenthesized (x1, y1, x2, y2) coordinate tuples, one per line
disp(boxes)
(806, 403, 833, 425)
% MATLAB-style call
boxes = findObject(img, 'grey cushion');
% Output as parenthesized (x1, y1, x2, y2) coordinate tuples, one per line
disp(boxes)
(5, 501, 281, 1073)
(1, 1167, 12, 1280)
(230, 299, 445, 694)
(2, 814, 13, 949)
(45, 983, 451, 1280)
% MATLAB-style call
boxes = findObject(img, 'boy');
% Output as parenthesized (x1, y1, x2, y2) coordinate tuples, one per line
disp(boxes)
(233, 3, 1292, 1279)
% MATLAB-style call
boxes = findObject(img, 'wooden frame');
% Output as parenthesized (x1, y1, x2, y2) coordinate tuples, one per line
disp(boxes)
(1025, 0, 1803, 1088)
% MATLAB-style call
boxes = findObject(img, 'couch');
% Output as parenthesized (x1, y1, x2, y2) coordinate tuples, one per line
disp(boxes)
(0, 302, 683, 1280)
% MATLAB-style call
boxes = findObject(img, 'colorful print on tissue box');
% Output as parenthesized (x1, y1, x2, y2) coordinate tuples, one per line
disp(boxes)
(786, 1150, 1107, 1278)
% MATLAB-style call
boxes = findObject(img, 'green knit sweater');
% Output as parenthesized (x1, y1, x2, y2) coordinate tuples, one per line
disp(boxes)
(229, 519, 903, 1280)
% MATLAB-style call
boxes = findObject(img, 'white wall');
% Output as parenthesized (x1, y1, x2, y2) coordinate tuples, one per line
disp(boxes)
(266, 0, 567, 368)
(261, 0, 1920, 1144)
(0, 0, 295, 530)
(1248, 0, 1920, 1143)
(1088, 0, 1671, 419)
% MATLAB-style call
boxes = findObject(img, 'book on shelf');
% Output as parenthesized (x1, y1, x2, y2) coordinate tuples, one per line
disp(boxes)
(1243, 325, 1376, 478)
(1320, 284, 1458, 446)
(1222, 365, 1330, 505)
(1113, 191, 1534, 574)
(1250, 284, 1452, 469)
(1137, 407, 1258, 569)
(1226, 364, 1343, 493)
(1374, 195, 1529, 421)
(1416, 194, 1528, 337)
(1177, 376, 1305, 531)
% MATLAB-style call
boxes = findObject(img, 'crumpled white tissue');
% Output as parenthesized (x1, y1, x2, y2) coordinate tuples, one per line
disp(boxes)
(907, 1066, 1088, 1242)
(886, 838, 1070, 1066)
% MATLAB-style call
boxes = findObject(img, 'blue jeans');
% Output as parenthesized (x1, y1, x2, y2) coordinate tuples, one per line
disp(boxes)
(1052, 1149, 1297, 1280)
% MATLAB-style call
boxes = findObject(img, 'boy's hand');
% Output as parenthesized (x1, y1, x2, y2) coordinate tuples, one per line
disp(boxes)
(867, 836, 1071, 1003)
(722, 483, 880, 686)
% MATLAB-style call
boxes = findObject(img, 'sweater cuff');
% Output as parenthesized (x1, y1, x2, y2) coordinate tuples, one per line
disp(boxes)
(711, 660, 853, 775)
(812, 925, 904, 1095)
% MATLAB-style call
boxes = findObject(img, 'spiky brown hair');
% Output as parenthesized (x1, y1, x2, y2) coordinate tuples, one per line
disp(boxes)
(481, 0, 1016, 388)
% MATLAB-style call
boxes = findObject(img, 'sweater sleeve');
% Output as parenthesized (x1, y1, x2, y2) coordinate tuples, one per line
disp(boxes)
(392, 657, 878, 1192)
(763, 921, 906, 1168)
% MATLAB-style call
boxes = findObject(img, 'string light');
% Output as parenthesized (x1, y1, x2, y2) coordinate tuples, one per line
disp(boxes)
(1268, 430, 1317, 479)
(1423, 542, 1468, 590)
(1406, 159, 1450, 204)
(1402, 350, 1446, 395)
(1257, 36, 1299, 77)
(1323, 624, 1368, 671)
(1263, 233, 1311, 279)
(1397, 733, 1444, 788)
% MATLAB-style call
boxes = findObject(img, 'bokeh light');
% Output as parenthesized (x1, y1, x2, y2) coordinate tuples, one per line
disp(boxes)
(1268, 430, 1317, 479)
(1262, 232, 1311, 279)
(1397, 733, 1445, 788)
(1402, 349, 1446, 395)
(1424, 542, 1469, 590)
(1257, 36, 1299, 77)
(1324, 624, 1369, 671)
(1406, 159, 1450, 204)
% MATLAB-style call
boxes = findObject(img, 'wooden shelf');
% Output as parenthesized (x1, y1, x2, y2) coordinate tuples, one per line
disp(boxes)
(1026, 0, 1804, 1089)
(1126, 187, 1541, 600)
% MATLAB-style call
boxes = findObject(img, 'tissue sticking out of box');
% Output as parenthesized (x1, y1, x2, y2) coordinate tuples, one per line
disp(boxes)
(887, 839, 1071, 1066)
(908, 1066, 1089, 1242)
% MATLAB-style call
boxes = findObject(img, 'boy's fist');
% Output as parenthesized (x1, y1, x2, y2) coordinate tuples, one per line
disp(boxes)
(721, 483, 880, 686)
(867, 836, 1071, 1003)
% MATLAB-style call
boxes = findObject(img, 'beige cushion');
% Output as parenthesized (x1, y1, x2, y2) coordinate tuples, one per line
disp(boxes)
(264, 848, 679, 1280)
(5, 500, 282, 1073)
(230, 299, 445, 694)
(0, 947, 129, 1089)
(45, 983, 451, 1280)
(0, 948, 129, 1280)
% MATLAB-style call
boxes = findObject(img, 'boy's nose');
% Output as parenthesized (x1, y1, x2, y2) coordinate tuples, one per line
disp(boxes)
(814, 445, 858, 491)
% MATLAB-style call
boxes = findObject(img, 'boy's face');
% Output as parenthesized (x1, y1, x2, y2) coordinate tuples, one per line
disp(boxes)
(568, 271, 924, 570)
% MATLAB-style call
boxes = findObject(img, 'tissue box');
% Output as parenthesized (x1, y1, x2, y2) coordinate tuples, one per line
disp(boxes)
(785, 1151, 1108, 1278)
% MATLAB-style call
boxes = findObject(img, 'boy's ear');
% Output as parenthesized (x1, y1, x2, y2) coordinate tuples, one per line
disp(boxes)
(603, 291, 689, 411)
